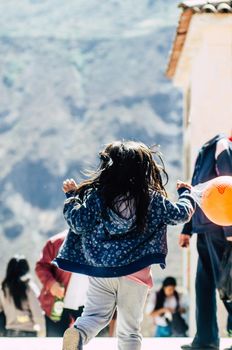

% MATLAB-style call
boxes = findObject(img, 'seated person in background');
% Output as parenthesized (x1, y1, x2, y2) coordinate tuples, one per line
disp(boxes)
(0, 255, 45, 337)
(146, 276, 188, 337)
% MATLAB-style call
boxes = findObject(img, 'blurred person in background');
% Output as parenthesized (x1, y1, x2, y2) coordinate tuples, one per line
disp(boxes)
(109, 310, 117, 337)
(35, 230, 87, 337)
(35, 230, 117, 337)
(146, 276, 188, 337)
(0, 255, 45, 337)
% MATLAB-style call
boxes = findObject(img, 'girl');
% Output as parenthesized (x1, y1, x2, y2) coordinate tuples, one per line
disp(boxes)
(146, 276, 188, 337)
(54, 140, 195, 350)
(0, 256, 46, 337)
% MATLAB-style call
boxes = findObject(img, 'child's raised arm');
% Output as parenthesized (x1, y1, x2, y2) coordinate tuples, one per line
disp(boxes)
(62, 180, 102, 234)
(151, 183, 196, 226)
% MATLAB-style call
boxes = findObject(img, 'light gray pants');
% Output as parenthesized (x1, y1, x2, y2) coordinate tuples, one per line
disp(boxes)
(74, 276, 149, 350)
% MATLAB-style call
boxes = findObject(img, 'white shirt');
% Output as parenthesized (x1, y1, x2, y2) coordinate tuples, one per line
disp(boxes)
(64, 273, 89, 310)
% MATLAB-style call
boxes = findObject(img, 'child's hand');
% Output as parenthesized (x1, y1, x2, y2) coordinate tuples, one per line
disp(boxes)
(176, 180, 192, 191)
(62, 178, 78, 193)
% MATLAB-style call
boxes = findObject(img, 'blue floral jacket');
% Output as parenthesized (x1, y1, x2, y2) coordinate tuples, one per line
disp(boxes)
(53, 188, 195, 277)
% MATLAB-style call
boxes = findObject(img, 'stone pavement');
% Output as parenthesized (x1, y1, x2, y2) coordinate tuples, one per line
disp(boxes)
(0, 337, 231, 350)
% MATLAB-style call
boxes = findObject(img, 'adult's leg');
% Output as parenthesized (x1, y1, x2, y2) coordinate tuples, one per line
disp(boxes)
(193, 231, 232, 346)
(60, 307, 84, 335)
(224, 304, 232, 335)
(116, 278, 148, 350)
(45, 315, 65, 337)
(205, 233, 232, 336)
(192, 233, 219, 348)
(74, 277, 117, 344)
(46, 307, 84, 337)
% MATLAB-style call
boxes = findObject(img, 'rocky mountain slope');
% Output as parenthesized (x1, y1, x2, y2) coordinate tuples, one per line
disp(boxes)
(0, 0, 184, 282)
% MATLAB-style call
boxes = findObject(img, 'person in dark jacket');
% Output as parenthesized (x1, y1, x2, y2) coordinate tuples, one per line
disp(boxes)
(180, 134, 232, 350)
(54, 140, 196, 350)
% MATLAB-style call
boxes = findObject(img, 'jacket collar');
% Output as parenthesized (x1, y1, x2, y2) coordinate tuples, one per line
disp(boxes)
(201, 133, 226, 150)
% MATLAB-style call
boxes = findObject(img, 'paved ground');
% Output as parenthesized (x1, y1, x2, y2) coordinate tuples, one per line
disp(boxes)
(0, 337, 231, 350)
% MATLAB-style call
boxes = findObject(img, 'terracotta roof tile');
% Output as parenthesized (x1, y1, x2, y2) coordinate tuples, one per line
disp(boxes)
(166, 9, 193, 78)
(166, 1, 232, 79)
(180, 0, 232, 12)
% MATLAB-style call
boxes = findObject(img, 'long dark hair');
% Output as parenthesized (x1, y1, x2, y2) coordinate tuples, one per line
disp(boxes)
(75, 140, 168, 230)
(154, 277, 179, 311)
(2, 256, 30, 310)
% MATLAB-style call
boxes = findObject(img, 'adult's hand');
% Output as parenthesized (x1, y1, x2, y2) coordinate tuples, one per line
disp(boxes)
(179, 234, 190, 248)
(226, 236, 232, 242)
(50, 282, 65, 299)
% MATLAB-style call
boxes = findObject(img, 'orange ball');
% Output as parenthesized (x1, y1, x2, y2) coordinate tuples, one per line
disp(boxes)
(201, 176, 232, 226)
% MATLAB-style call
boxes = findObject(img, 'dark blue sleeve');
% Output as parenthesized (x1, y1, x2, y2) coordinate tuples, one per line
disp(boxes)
(180, 188, 193, 235)
(151, 189, 196, 226)
(181, 218, 193, 235)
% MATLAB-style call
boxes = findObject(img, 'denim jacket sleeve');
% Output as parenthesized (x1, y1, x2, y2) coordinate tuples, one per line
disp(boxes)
(63, 189, 102, 234)
(151, 188, 196, 226)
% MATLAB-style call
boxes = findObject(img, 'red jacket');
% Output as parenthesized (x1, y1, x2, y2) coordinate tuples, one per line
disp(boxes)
(35, 231, 71, 317)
